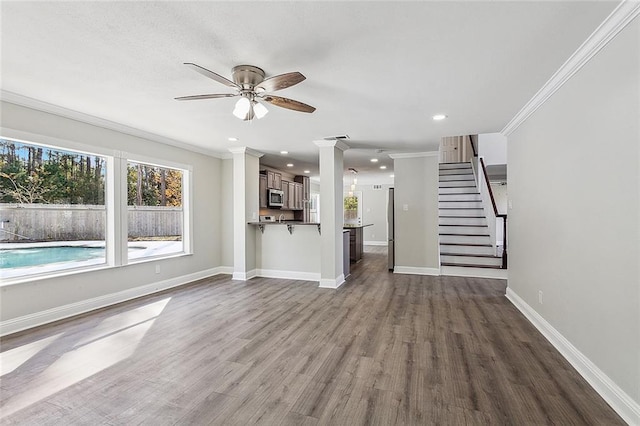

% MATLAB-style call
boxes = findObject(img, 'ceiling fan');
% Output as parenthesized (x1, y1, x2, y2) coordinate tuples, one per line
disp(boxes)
(175, 63, 316, 121)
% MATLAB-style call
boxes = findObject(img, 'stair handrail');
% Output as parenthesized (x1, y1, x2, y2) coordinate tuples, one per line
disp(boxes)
(467, 135, 507, 269)
(480, 157, 498, 216)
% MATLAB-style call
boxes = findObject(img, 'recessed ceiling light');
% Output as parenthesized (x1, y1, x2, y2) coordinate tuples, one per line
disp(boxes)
(390, 174, 395, 178)
(228, 137, 238, 142)
(304, 170, 310, 174)
(370, 158, 379, 163)
(286, 163, 294, 167)
(432, 114, 447, 121)
(280, 151, 289, 155)
(380, 165, 387, 170)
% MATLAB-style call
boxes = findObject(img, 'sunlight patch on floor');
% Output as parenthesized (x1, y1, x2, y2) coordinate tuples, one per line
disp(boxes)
(0, 297, 171, 418)
(0, 333, 62, 377)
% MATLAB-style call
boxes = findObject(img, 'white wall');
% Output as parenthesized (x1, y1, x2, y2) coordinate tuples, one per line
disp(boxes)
(0, 101, 225, 328)
(392, 153, 439, 274)
(508, 16, 639, 415)
(478, 132, 507, 165)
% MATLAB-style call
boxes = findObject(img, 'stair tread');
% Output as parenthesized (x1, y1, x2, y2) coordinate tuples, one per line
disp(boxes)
(440, 242, 493, 247)
(439, 233, 490, 236)
(441, 253, 500, 258)
(441, 262, 502, 269)
(439, 192, 480, 195)
(438, 223, 489, 228)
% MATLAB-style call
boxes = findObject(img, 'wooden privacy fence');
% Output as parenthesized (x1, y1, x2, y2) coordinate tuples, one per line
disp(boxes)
(0, 204, 182, 241)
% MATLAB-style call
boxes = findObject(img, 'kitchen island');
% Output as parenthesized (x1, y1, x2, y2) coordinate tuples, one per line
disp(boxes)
(343, 224, 373, 263)
(247, 221, 321, 282)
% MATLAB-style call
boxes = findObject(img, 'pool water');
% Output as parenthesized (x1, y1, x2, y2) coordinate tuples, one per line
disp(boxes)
(0, 246, 106, 269)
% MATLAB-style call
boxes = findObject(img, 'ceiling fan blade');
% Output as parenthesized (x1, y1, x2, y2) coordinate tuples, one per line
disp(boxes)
(175, 93, 238, 101)
(184, 63, 239, 88)
(257, 72, 306, 92)
(262, 95, 316, 113)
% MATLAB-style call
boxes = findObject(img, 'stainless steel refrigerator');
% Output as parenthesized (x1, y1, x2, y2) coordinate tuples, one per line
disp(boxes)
(388, 188, 394, 271)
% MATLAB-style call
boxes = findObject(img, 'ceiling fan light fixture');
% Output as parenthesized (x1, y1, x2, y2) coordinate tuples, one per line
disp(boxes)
(233, 97, 251, 119)
(253, 101, 269, 119)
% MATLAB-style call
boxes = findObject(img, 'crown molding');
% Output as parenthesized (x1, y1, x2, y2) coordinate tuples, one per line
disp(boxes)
(228, 146, 264, 158)
(501, 0, 640, 136)
(388, 151, 439, 159)
(0, 90, 227, 159)
(313, 139, 350, 151)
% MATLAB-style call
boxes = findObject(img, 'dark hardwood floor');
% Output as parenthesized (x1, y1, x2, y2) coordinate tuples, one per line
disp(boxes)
(0, 247, 623, 425)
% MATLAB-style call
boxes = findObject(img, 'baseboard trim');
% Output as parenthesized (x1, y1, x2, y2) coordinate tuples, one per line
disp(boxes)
(441, 265, 508, 280)
(0, 267, 228, 337)
(393, 266, 440, 276)
(506, 287, 640, 425)
(364, 241, 388, 246)
(232, 269, 258, 281)
(256, 269, 321, 282)
(319, 274, 345, 289)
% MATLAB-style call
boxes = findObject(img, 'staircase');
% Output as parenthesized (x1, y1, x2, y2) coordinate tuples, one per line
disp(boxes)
(439, 162, 502, 269)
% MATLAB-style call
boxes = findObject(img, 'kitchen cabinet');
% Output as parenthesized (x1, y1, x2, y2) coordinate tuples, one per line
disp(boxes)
(344, 224, 373, 262)
(294, 182, 303, 210)
(259, 175, 267, 208)
(266, 170, 282, 190)
(288, 181, 296, 210)
(281, 180, 290, 210)
(293, 175, 310, 220)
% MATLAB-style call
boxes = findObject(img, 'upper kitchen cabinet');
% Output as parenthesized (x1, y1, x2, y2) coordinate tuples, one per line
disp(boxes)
(266, 170, 282, 190)
(259, 174, 267, 209)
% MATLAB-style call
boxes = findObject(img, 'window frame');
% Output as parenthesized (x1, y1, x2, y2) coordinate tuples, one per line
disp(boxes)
(0, 129, 193, 285)
(123, 154, 192, 265)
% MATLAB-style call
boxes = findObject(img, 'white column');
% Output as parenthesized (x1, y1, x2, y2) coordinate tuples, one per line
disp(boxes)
(314, 140, 349, 288)
(229, 147, 263, 280)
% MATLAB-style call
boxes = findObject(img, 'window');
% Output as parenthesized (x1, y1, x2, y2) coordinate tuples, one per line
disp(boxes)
(126, 161, 184, 261)
(0, 138, 107, 279)
(0, 134, 192, 282)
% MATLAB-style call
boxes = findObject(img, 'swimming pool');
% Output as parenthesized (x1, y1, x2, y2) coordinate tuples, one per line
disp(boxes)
(0, 246, 106, 269)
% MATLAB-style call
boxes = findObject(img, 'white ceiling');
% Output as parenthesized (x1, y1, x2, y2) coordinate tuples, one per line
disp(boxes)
(1, 1, 616, 184)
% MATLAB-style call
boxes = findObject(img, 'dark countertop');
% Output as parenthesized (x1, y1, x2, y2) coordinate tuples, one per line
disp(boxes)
(248, 221, 320, 226)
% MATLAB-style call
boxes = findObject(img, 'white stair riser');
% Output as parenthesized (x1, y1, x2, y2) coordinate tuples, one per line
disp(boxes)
(439, 175, 475, 182)
(439, 201, 484, 208)
(439, 226, 488, 235)
(439, 217, 486, 226)
(439, 163, 472, 170)
(439, 180, 478, 188)
(439, 169, 473, 176)
(440, 255, 502, 267)
(439, 193, 481, 201)
(439, 186, 479, 194)
(438, 208, 485, 216)
(440, 234, 492, 245)
(440, 245, 496, 256)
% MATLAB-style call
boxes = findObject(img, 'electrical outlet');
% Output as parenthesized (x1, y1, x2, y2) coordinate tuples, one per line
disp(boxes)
(155, 265, 161, 274)
(538, 290, 543, 304)
(403, 204, 409, 211)
(508, 200, 513, 210)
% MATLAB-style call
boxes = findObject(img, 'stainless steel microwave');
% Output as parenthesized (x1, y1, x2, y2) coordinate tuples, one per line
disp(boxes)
(268, 189, 284, 207)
